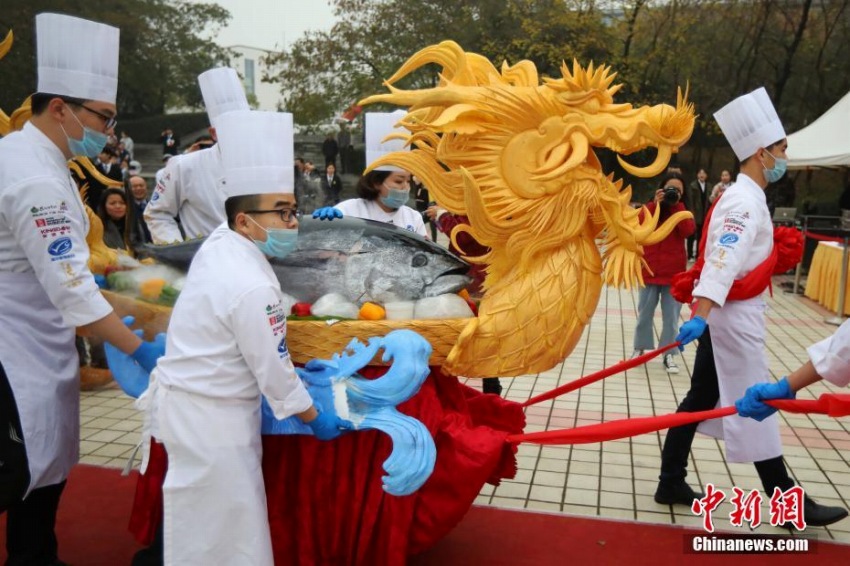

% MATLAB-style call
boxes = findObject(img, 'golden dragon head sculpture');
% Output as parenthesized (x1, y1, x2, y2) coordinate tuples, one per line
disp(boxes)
(360, 41, 696, 378)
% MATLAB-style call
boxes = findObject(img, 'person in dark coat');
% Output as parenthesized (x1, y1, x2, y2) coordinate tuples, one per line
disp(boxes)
(321, 132, 339, 168)
(320, 163, 344, 206)
(683, 168, 709, 259)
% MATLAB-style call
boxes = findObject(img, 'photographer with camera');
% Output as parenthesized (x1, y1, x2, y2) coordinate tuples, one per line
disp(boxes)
(631, 173, 695, 373)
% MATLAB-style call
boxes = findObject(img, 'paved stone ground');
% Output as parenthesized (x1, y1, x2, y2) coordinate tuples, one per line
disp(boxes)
(79, 259, 850, 543)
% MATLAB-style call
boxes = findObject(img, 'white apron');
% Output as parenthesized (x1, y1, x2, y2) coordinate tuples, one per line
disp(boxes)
(158, 384, 273, 566)
(0, 271, 79, 493)
(697, 297, 783, 463)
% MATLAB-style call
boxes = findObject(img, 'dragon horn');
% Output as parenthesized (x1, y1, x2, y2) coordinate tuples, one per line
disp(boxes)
(617, 144, 673, 178)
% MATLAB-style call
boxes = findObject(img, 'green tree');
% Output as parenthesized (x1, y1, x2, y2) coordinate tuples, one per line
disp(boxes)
(266, 0, 850, 183)
(0, 0, 231, 118)
(263, 0, 616, 127)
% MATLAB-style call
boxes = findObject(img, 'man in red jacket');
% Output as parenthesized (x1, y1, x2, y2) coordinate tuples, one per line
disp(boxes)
(631, 173, 695, 373)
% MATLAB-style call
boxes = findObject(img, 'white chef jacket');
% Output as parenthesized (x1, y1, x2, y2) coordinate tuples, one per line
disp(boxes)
(144, 146, 227, 244)
(691, 173, 783, 463)
(335, 198, 429, 238)
(693, 173, 774, 306)
(149, 223, 313, 565)
(808, 319, 850, 387)
(0, 122, 113, 491)
(152, 222, 313, 414)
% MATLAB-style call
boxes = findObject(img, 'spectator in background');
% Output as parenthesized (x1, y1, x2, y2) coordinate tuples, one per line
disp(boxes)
(116, 142, 130, 164)
(321, 163, 343, 206)
(303, 160, 319, 181)
(96, 147, 124, 182)
(160, 127, 180, 156)
(631, 173, 695, 373)
(120, 130, 134, 159)
(297, 160, 321, 213)
(412, 175, 438, 241)
(128, 175, 152, 244)
(97, 188, 131, 251)
(322, 131, 339, 168)
(119, 158, 130, 181)
(711, 169, 732, 199)
(684, 168, 709, 260)
(338, 124, 352, 173)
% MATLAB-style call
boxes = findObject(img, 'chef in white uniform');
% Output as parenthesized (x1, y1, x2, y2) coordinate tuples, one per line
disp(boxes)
(0, 14, 164, 565)
(144, 67, 249, 243)
(736, 318, 850, 419)
(655, 88, 847, 527)
(313, 111, 429, 238)
(147, 109, 349, 566)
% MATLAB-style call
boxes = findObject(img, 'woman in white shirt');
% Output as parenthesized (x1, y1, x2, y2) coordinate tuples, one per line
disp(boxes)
(313, 169, 429, 239)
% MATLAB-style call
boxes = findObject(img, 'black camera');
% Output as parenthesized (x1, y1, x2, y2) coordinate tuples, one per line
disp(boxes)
(662, 186, 680, 205)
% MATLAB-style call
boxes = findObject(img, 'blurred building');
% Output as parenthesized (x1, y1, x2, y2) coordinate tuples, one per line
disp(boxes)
(227, 44, 285, 111)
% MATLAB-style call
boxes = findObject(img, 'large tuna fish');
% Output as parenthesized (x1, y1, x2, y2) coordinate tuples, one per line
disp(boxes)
(136, 217, 472, 304)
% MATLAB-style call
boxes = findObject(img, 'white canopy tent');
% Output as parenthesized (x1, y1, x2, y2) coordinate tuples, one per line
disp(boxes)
(786, 90, 850, 169)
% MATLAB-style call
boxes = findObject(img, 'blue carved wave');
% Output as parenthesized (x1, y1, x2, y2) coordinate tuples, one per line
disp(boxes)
(261, 330, 435, 496)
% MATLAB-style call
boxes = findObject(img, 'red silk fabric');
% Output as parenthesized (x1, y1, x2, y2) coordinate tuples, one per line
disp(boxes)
(508, 393, 850, 445)
(128, 367, 525, 564)
(671, 196, 804, 304)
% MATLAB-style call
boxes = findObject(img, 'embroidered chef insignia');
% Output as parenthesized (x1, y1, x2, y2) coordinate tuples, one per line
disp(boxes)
(277, 337, 289, 358)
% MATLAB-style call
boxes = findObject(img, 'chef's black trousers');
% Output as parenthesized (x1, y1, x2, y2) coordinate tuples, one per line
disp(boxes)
(659, 329, 794, 493)
(1, 360, 67, 565)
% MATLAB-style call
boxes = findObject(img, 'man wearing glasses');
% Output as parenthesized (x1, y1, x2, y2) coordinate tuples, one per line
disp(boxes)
(0, 14, 164, 565)
(144, 67, 249, 244)
(134, 110, 348, 565)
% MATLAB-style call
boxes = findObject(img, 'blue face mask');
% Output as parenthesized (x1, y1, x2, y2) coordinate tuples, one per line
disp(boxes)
(379, 187, 410, 209)
(248, 216, 299, 259)
(761, 150, 787, 184)
(61, 108, 109, 158)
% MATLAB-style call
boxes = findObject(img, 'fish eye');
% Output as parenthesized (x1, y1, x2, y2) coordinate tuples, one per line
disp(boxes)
(411, 253, 429, 268)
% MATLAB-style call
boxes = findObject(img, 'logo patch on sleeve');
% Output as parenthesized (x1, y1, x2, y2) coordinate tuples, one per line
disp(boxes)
(48, 237, 73, 257)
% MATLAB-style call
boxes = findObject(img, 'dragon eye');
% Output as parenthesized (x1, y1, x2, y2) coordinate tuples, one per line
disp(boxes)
(411, 253, 428, 268)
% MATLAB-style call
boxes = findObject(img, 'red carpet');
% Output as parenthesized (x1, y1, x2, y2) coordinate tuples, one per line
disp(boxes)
(410, 506, 850, 565)
(2, 465, 849, 565)
(0, 465, 142, 565)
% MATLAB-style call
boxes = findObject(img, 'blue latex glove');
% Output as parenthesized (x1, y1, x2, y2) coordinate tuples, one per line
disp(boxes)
(675, 316, 707, 349)
(131, 335, 166, 373)
(104, 316, 161, 398)
(94, 274, 107, 289)
(306, 410, 352, 441)
(735, 377, 795, 421)
(312, 207, 343, 221)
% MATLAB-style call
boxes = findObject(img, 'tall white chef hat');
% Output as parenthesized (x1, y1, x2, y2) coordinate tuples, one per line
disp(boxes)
(216, 110, 294, 197)
(36, 13, 120, 104)
(198, 67, 250, 128)
(365, 110, 409, 172)
(714, 87, 786, 161)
